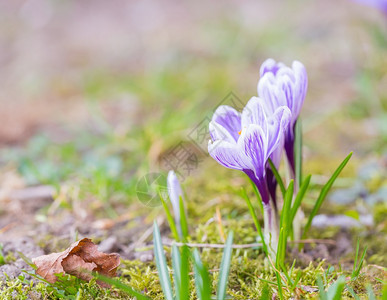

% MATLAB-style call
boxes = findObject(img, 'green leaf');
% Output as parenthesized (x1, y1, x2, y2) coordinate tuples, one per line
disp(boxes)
(268, 158, 286, 199)
(180, 245, 190, 300)
(240, 188, 268, 255)
(160, 194, 179, 241)
(94, 274, 150, 300)
(192, 249, 211, 300)
(327, 276, 346, 300)
(294, 119, 303, 186)
(17, 251, 37, 270)
(277, 180, 294, 268)
(171, 244, 181, 297)
(179, 196, 189, 241)
(290, 174, 311, 224)
(317, 276, 327, 300)
(383, 281, 387, 299)
(345, 210, 360, 221)
(276, 272, 284, 300)
(302, 152, 353, 242)
(217, 231, 233, 300)
(367, 285, 377, 300)
(0, 244, 5, 265)
(351, 239, 367, 279)
(153, 222, 174, 300)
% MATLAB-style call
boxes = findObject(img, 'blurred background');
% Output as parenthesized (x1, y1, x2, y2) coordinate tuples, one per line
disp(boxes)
(0, 0, 386, 256)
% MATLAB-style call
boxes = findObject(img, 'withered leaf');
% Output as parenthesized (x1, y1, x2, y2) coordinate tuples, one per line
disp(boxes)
(32, 238, 120, 287)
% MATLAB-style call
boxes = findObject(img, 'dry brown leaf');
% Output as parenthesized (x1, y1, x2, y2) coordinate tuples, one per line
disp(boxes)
(32, 238, 120, 287)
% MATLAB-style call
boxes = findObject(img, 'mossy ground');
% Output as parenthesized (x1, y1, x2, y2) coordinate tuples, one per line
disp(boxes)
(0, 160, 386, 299)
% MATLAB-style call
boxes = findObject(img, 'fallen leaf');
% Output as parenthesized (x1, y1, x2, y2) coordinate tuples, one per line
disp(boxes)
(32, 238, 120, 287)
(61, 254, 96, 282)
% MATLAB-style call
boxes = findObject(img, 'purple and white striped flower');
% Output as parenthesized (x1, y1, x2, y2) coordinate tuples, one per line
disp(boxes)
(258, 59, 308, 178)
(208, 97, 291, 207)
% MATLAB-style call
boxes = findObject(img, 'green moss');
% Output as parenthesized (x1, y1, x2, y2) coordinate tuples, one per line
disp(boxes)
(4, 252, 17, 264)
(374, 202, 387, 233)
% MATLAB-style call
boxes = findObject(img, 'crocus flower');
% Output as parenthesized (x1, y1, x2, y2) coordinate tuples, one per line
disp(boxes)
(352, 0, 387, 14)
(208, 97, 291, 254)
(258, 59, 308, 179)
(208, 97, 291, 207)
(167, 170, 185, 237)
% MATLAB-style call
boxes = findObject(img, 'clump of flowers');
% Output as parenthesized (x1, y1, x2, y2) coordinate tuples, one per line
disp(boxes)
(158, 58, 351, 266)
(208, 59, 351, 260)
(208, 59, 307, 256)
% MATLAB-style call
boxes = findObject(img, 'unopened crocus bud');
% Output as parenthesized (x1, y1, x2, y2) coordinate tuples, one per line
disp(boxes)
(167, 170, 185, 237)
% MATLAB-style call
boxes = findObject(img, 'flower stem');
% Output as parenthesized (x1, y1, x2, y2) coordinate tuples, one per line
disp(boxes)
(292, 182, 304, 242)
(263, 203, 279, 261)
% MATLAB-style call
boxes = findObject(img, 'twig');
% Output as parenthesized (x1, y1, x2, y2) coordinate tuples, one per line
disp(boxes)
(216, 206, 225, 242)
(0, 222, 17, 234)
(10, 185, 55, 201)
(290, 239, 336, 245)
(146, 238, 336, 250)
(163, 241, 261, 249)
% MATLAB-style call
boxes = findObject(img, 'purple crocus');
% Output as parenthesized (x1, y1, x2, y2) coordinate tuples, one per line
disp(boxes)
(258, 59, 308, 180)
(352, 0, 387, 14)
(208, 97, 291, 207)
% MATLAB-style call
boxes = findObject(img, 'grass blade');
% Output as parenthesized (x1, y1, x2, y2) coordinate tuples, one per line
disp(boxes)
(240, 188, 268, 255)
(179, 196, 189, 241)
(367, 285, 376, 300)
(351, 239, 367, 280)
(268, 158, 286, 199)
(94, 274, 150, 300)
(160, 194, 179, 241)
(277, 180, 294, 268)
(217, 231, 233, 300)
(275, 271, 284, 300)
(192, 249, 211, 300)
(171, 243, 181, 297)
(302, 152, 353, 242)
(180, 245, 190, 300)
(317, 276, 327, 300)
(352, 238, 360, 278)
(327, 276, 346, 300)
(0, 244, 5, 265)
(153, 222, 174, 300)
(290, 174, 311, 224)
(294, 119, 303, 186)
(17, 251, 37, 270)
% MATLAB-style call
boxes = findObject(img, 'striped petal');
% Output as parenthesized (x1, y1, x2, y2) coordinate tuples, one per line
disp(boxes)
(208, 139, 251, 171)
(211, 105, 241, 142)
(240, 124, 267, 179)
(241, 97, 267, 133)
(266, 106, 291, 158)
(209, 121, 236, 144)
